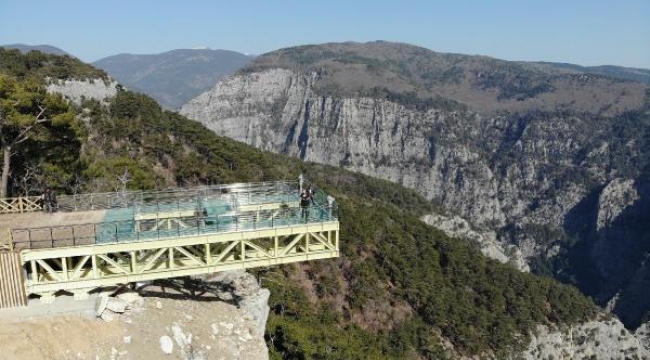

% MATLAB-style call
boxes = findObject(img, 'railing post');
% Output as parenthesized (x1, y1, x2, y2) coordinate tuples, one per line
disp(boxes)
(18, 197, 24, 213)
(7, 229, 14, 251)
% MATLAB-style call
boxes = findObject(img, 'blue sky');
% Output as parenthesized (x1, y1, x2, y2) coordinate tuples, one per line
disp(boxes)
(1, 0, 648, 68)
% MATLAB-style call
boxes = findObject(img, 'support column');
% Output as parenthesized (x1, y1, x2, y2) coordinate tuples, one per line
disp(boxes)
(274, 236, 278, 256)
(61, 257, 68, 280)
(205, 243, 212, 264)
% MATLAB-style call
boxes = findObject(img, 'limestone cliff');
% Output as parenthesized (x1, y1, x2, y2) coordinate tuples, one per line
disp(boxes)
(522, 318, 650, 360)
(46, 78, 118, 105)
(180, 43, 650, 329)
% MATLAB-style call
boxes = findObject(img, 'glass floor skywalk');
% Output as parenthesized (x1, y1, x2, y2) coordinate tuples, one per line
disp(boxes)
(11, 181, 339, 249)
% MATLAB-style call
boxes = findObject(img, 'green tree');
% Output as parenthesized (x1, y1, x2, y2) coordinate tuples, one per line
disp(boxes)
(0, 74, 76, 197)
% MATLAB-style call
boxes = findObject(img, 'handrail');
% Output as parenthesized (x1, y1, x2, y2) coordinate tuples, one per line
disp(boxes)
(55, 180, 301, 212)
(0, 181, 301, 214)
(11, 202, 339, 249)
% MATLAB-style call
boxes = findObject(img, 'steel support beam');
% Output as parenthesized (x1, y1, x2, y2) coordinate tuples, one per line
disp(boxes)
(21, 222, 339, 297)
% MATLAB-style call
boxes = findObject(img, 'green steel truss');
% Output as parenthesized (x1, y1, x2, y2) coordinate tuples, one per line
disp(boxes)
(23, 222, 339, 300)
(5, 180, 340, 302)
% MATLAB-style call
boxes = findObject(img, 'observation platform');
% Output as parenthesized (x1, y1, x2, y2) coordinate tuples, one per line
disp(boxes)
(0, 181, 339, 305)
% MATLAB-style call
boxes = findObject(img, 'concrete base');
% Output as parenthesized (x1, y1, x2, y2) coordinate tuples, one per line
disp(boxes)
(73, 289, 93, 300)
(39, 293, 56, 304)
(0, 294, 98, 322)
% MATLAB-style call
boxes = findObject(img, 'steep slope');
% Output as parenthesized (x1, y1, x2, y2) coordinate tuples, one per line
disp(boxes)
(1, 43, 71, 57)
(93, 49, 253, 109)
(180, 41, 650, 328)
(2, 49, 637, 359)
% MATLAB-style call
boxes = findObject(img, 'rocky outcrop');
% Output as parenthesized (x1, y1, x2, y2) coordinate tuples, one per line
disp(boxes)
(421, 213, 529, 271)
(522, 318, 650, 360)
(597, 178, 639, 231)
(180, 66, 650, 328)
(204, 270, 270, 336)
(636, 322, 650, 352)
(47, 78, 118, 105)
(94, 279, 270, 360)
(182, 69, 510, 227)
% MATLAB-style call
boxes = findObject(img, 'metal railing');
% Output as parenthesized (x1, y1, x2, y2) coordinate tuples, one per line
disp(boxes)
(12, 202, 339, 249)
(55, 180, 301, 212)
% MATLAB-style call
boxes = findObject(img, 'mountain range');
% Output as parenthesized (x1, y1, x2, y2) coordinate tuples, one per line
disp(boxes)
(3, 47, 633, 359)
(3, 42, 650, 358)
(92, 49, 253, 109)
(181, 40, 650, 330)
(536, 61, 650, 84)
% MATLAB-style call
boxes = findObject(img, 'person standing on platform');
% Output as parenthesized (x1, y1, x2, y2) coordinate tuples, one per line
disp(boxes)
(300, 188, 314, 222)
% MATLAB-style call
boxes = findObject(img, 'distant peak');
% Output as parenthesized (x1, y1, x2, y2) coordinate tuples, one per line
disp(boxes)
(191, 46, 211, 50)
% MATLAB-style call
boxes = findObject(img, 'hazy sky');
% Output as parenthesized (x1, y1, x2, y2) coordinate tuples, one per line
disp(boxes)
(1, 0, 648, 68)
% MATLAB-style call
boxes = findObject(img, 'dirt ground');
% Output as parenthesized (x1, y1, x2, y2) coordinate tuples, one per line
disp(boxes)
(0, 294, 267, 360)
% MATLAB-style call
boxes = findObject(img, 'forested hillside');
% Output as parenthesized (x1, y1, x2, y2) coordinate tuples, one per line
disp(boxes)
(0, 49, 600, 358)
(181, 41, 650, 330)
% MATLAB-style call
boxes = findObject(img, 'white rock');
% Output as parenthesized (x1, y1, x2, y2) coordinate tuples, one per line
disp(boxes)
(47, 78, 118, 105)
(100, 310, 118, 322)
(95, 295, 109, 317)
(521, 319, 650, 359)
(105, 298, 129, 313)
(159, 335, 174, 354)
(116, 291, 142, 304)
(171, 324, 192, 348)
(156, 301, 163, 310)
(220, 322, 234, 330)
(597, 178, 638, 231)
(123, 335, 131, 344)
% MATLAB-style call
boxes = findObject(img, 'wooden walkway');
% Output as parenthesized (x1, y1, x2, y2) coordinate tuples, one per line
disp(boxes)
(0, 252, 27, 308)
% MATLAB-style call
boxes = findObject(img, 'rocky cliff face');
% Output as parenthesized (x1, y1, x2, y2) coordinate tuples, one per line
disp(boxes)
(421, 213, 529, 271)
(522, 318, 650, 360)
(47, 78, 118, 105)
(180, 44, 650, 330)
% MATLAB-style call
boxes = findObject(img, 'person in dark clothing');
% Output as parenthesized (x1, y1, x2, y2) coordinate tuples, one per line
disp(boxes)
(42, 187, 57, 213)
(300, 188, 314, 222)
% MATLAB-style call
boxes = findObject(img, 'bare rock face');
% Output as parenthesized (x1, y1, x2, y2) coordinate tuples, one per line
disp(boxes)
(206, 270, 271, 336)
(522, 319, 650, 360)
(421, 213, 529, 271)
(181, 69, 507, 228)
(597, 178, 639, 231)
(47, 78, 118, 105)
(181, 67, 650, 328)
(636, 322, 650, 353)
